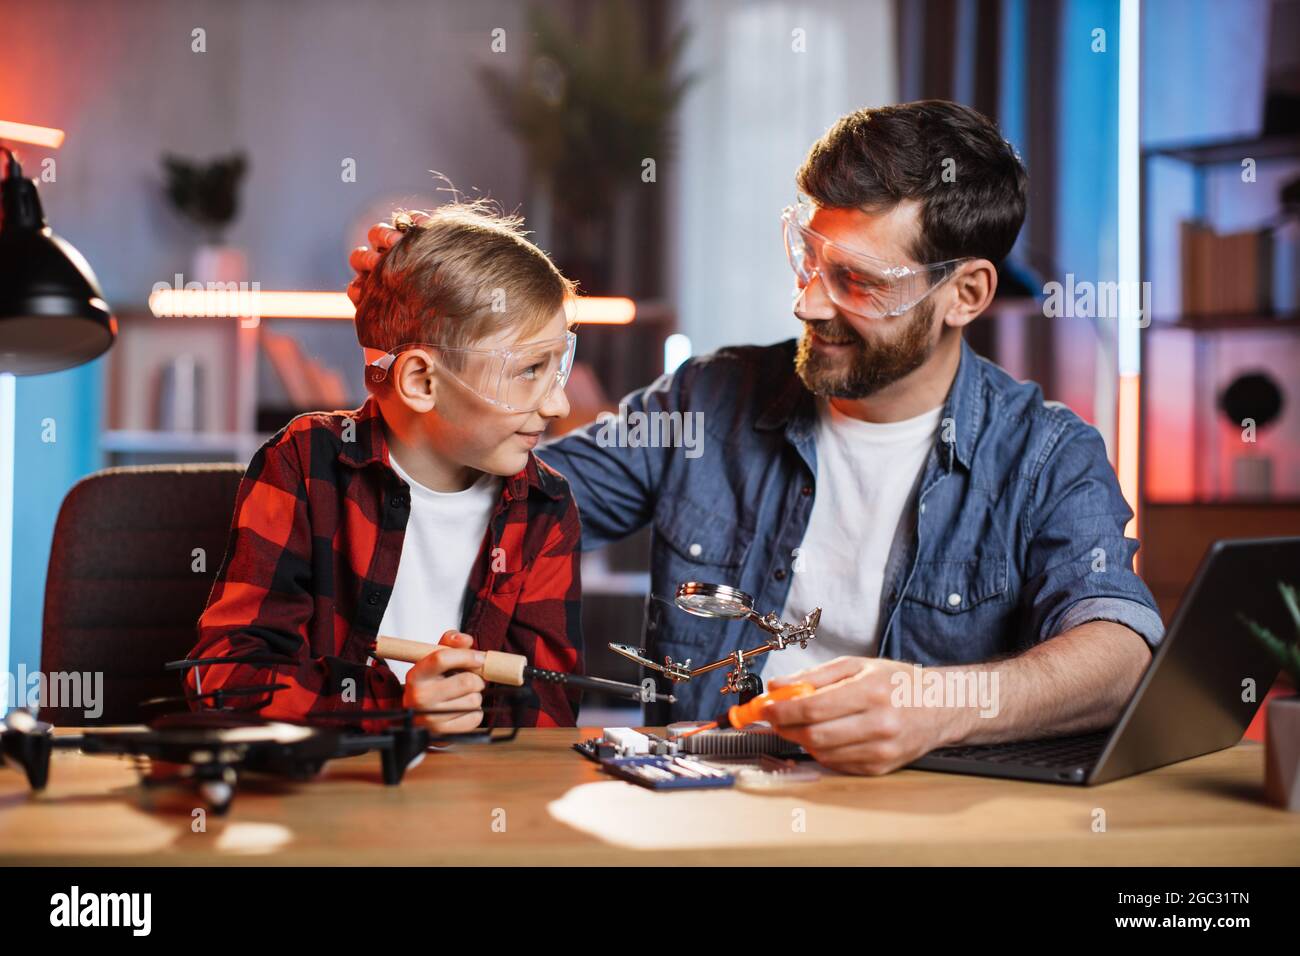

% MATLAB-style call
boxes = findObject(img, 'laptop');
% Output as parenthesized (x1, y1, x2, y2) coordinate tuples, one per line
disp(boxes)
(909, 537, 1297, 785)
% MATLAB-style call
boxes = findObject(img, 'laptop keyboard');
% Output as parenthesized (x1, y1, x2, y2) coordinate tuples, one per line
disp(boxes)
(924, 731, 1109, 769)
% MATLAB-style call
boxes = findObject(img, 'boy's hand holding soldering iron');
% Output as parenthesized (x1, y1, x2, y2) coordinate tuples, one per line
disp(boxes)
(378, 632, 677, 737)
(398, 631, 487, 734)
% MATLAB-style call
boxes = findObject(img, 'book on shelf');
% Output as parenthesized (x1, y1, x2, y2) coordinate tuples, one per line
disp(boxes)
(1276, 220, 1300, 315)
(1179, 219, 1300, 323)
(261, 328, 349, 409)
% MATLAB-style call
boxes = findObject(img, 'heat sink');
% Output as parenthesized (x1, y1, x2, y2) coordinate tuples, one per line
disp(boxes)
(668, 723, 802, 756)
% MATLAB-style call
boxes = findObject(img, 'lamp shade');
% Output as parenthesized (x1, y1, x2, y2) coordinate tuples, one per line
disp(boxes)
(0, 157, 116, 375)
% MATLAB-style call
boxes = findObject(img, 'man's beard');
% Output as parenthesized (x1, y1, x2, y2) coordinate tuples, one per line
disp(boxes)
(794, 298, 937, 399)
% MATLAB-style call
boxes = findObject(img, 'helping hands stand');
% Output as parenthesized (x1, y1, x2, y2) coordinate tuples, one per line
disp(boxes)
(610, 582, 822, 704)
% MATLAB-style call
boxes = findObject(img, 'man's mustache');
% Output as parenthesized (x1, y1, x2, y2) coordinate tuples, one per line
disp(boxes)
(804, 319, 862, 346)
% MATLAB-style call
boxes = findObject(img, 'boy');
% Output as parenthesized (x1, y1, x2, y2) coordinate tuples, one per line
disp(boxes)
(187, 202, 584, 732)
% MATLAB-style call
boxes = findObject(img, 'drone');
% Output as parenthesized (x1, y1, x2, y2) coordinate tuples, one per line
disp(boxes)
(0, 642, 624, 814)
(2, 640, 673, 813)
(610, 581, 822, 702)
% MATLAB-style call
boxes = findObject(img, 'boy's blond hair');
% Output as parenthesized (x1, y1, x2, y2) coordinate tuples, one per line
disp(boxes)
(355, 201, 575, 373)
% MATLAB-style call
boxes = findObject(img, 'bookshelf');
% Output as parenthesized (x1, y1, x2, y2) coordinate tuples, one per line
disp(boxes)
(1144, 134, 1300, 169)
(102, 311, 331, 466)
(1139, 134, 1300, 614)
(1144, 134, 1299, 324)
(104, 310, 252, 464)
(1140, 133, 1300, 504)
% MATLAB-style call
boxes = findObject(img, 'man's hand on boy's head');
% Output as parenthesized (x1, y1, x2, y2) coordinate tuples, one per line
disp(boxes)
(346, 211, 434, 305)
(401, 628, 487, 734)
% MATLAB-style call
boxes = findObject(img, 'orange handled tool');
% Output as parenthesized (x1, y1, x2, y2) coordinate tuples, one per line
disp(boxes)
(673, 681, 815, 739)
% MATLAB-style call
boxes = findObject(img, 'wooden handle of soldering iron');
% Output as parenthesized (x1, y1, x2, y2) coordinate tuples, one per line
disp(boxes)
(373, 636, 527, 686)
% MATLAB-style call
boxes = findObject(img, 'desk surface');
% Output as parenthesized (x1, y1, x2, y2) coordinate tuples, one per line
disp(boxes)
(1, 730, 1297, 865)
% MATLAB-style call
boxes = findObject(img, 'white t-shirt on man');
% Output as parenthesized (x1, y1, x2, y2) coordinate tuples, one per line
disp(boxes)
(377, 452, 501, 683)
(760, 399, 943, 684)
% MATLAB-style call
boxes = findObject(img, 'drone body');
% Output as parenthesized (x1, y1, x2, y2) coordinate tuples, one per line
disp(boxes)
(1, 653, 533, 814)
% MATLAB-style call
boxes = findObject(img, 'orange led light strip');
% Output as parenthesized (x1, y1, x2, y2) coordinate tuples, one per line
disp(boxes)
(0, 120, 65, 148)
(1118, 374, 1140, 543)
(150, 289, 352, 319)
(571, 296, 635, 324)
(150, 290, 636, 324)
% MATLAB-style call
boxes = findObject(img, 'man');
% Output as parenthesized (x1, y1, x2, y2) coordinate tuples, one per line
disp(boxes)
(350, 99, 1163, 776)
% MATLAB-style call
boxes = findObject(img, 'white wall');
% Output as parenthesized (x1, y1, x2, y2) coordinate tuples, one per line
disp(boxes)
(669, 0, 898, 356)
(0, 0, 532, 304)
(0, 0, 534, 683)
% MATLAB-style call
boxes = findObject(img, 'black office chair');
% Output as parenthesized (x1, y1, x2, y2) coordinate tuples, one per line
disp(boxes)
(39, 464, 245, 726)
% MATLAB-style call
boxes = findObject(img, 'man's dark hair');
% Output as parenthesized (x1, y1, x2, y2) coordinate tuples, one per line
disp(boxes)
(796, 100, 1027, 266)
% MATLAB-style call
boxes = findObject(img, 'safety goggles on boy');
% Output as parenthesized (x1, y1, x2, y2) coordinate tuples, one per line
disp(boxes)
(364, 329, 577, 414)
(781, 200, 971, 319)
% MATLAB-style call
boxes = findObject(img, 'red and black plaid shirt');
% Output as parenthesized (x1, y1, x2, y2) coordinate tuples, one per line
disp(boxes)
(186, 397, 583, 730)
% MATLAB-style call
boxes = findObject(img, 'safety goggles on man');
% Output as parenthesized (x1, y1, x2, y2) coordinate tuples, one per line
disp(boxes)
(364, 329, 577, 414)
(781, 200, 971, 319)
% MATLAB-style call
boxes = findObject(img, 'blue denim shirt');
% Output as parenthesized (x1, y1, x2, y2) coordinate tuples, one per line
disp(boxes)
(538, 338, 1164, 722)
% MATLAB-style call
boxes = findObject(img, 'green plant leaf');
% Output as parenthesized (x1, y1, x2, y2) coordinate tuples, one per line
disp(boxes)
(1239, 584, 1300, 687)
(1279, 581, 1300, 641)
(478, 0, 692, 216)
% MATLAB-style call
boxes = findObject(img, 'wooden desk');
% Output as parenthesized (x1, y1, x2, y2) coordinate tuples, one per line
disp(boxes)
(1, 730, 1296, 865)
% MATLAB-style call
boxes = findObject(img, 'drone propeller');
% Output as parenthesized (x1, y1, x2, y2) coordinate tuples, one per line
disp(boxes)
(138, 683, 291, 710)
(1, 708, 44, 733)
(164, 653, 298, 671)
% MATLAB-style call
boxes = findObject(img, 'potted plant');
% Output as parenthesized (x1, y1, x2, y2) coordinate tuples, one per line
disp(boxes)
(161, 151, 249, 284)
(1240, 581, 1300, 809)
(479, 0, 691, 294)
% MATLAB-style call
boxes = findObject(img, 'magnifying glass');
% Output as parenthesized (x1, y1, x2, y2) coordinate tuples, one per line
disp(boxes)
(673, 581, 821, 649)
(674, 582, 759, 620)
